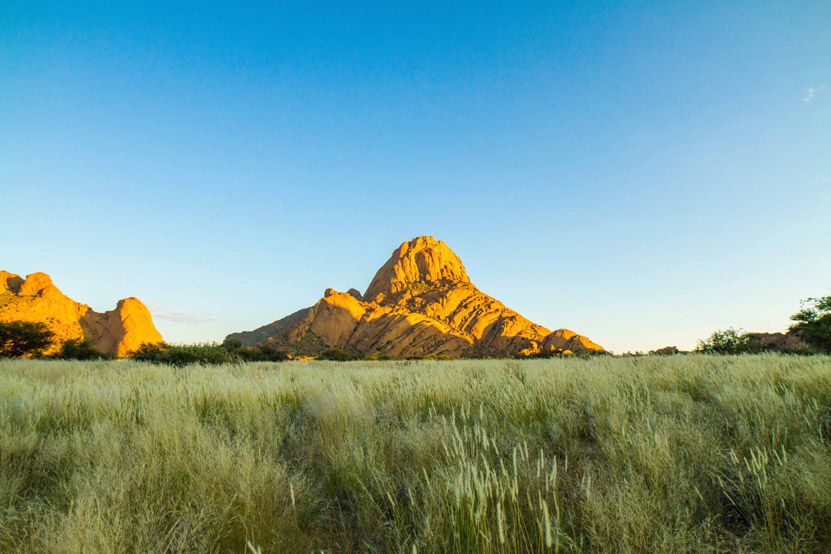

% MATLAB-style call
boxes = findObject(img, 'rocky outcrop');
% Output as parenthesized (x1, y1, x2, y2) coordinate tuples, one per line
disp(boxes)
(228, 236, 603, 358)
(0, 271, 163, 356)
(364, 236, 471, 302)
(225, 307, 312, 347)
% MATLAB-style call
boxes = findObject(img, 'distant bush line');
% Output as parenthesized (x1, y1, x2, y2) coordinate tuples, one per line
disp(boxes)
(131, 341, 290, 366)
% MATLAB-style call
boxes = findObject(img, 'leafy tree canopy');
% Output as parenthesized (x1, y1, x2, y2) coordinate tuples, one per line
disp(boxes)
(790, 296, 831, 353)
(0, 321, 54, 358)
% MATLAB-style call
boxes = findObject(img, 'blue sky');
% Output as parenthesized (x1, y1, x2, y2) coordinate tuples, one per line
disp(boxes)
(2, 1, 829, 352)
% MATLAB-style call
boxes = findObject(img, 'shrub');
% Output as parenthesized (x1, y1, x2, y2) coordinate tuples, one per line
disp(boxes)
(53, 338, 111, 360)
(318, 348, 351, 361)
(362, 353, 392, 361)
(0, 320, 54, 358)
(130, 342, 289, 366)
(130, 342, 170, 363)
(512, 348, 567, 359)
(696, 327, 757, 354)
(233, 343, 291, 362)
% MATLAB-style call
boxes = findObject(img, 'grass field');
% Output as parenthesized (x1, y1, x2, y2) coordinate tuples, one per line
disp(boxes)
(1, 355, 830, 553)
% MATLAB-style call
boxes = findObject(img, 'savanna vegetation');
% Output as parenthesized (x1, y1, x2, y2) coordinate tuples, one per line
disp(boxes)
(0, 321, 54, 358)
(1, 354, 830, 553)
(132, 341, 289, 365)
(790, 296, 831, 353)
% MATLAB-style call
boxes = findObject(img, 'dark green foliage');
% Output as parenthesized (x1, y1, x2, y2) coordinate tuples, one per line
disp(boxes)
(696, 327, 757, 354)
(221, 338, 244, 350)
(0, 321, 54, 358)
(53, 339, 111, 360)
(512, 348, 568, 359)
(318, 348, 352, 361)
(422, 353, 455, 360)
(362, 353, 392, 361)
(790, 296, 831, 353)
(130, 341, 289, 366)
(240, 343, 291, 362)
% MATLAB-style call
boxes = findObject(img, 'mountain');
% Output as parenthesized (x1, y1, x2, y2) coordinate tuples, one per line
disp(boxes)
(227, 236, 603, 358)
(0, 271, 163, 356)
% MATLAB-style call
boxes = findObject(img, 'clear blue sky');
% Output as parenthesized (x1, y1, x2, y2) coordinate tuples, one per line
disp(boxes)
(2, 1, 829, 352)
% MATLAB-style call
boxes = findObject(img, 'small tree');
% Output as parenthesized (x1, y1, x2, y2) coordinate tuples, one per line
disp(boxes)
(318, 348, 351, 361)
(130, 342, 170, 363)
(696, 327, 755, 354)
(0, 321, 54, 358)
(53, 339, 111, 360)
(790, 296, 831, 353)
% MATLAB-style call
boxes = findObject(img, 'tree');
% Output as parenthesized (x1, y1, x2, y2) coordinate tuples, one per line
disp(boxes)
(53, 338, 111, 360)
(0, 321, 54, 358)
(696, 327, 755, 354)
(318, 348, 351, 361)
(790, 296, 831, 353)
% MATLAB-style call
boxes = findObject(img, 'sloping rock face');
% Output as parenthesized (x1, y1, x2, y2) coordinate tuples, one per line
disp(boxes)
(0, 271, 163, 356)
(228, 236, 603, 358)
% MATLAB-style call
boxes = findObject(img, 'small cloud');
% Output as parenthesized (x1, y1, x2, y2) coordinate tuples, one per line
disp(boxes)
(803, 85, 826, 103)
(148, 305, 219, 324)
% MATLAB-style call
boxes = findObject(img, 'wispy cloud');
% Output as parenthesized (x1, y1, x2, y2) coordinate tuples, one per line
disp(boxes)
(148, 305, 219, 323)
(803, 85, 826, 104)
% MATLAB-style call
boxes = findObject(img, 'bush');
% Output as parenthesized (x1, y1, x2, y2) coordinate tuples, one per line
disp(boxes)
(318, 348, 351, 361)
(130, 342, 289, 366)
(790, 296, 831, 353)
(696, 327, 757, 354)
(233, 343, 291, 362)
(512, 348, 568, 359)
(0, 321, 54, 358)
(52, 338, 111, 360)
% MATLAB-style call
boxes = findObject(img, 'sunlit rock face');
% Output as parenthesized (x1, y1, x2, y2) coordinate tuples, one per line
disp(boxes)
(228, 236, 603, 358)
(364, 236, 471, 302)
(0, 271, 163, 356)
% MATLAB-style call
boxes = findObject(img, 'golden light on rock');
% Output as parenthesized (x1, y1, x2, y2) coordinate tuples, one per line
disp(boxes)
(227, 236, 603, 358)
(0, 270, 163, 356)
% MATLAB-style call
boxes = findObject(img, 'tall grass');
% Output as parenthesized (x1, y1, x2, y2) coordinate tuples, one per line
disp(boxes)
(1, 355, 829, 553)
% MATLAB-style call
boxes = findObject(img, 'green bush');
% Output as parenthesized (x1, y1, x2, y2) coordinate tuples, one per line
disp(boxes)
(130, 342, 288, 366)
(512, 348, 567, 359)
(52, 338, 111, 360)
(696, 327, 757, 354)
(318, 348, 351, 361)
(0, 320, 54, 358)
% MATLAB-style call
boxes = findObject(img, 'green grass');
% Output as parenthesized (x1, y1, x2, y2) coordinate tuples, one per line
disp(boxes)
(1, 355, 830, 553)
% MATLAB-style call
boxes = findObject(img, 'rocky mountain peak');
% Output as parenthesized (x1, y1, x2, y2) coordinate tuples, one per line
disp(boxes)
(364, 236, 470, 302)
(227, 236, 603, 359)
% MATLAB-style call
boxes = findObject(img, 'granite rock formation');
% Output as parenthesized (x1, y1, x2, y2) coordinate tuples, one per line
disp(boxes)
(0, 271, 163, 356)
(227, 236, 603, 358)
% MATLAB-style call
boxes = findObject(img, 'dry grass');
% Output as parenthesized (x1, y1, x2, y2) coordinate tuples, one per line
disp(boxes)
(1, 354, 830, 553)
